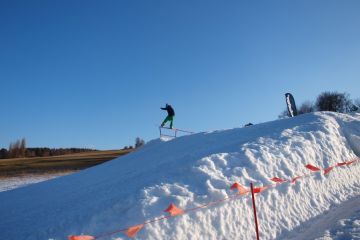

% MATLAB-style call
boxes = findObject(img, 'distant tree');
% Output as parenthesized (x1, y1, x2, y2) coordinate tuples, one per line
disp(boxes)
(316, 91, 353, 113)
(8, 143, 14, 158)
(25, 148, 36, 157)
(278, 109, 289, 119)
(5, 139, 96, 158)
(20, 138, 26, 157)
(0, 148, 8, 159)
(354, 98, 360, 112)
(42, 148, 50, 157)
(355, 98, 360, 106)
(350, 104, 359, 112)
(298, 101, 315, 115)
(135, 137, 145, 148)
(8, 140, 21, 158)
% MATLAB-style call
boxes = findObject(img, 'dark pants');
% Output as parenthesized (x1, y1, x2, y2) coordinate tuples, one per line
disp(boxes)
(161, 115, 174, 128)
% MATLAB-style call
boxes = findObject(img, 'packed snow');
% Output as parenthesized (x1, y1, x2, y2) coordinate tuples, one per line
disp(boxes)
(286, 194, 360, 240)
(0, 112, 359, 240)
(316, 214, 360, 240)
(0, 173, 71, 192)
(301, 193, 360, 240)
(316, 208, 360, 240)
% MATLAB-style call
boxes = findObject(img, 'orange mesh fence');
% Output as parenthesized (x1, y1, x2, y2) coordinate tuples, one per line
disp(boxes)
(69, 157, 359, 239)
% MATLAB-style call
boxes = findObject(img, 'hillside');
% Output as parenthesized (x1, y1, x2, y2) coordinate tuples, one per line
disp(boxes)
(0, 149, 132, 177)
(0, 112, 359, 240)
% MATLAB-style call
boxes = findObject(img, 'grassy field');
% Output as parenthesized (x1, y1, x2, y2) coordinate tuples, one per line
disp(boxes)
(0, 149, 133, 177)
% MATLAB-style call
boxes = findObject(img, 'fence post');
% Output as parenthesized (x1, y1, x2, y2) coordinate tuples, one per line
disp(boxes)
(250, 183, 260, 240)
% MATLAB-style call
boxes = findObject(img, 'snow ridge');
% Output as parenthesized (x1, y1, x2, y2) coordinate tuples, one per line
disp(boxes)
(0, 112, 359, 240)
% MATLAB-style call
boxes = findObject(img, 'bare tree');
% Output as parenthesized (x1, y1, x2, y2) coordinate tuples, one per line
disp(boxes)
(298, 101, 315, 115)
(8, 140, 21, 158)
(353, 98, 360, 112)
(316, 91, 353, 113)
(20, 138, 26, 157)
(135, 137, 145, 148)
(278, 109, 289, 119)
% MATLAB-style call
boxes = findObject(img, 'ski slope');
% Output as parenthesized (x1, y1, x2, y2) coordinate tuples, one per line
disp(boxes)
(0, 112, 359, 240)
(0, 173, 69, 193)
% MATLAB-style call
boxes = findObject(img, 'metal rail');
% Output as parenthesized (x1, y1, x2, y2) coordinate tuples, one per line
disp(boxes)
(159, 127, 195, 138)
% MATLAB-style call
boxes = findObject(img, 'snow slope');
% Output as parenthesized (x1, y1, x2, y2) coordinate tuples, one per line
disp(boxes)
(0, 112, 359, 240)
(0, 173, 71, 192)
(288, 195, 360, 240)
(316, 206, 360, 240)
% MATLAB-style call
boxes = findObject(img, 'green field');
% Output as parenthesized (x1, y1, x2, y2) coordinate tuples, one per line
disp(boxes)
(0, 149, 132, 177)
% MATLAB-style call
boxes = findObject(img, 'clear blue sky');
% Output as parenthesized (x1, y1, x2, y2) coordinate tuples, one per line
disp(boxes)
(1, 1, 359, 150)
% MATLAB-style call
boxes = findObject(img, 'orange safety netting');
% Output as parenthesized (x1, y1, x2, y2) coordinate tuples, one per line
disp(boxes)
(324, 166, 334, 175)
(291, 176, 302, 183)
(337, 162, 348, 166)
(305, 164, 321, 172)
(270, 177, 286, 183)
(347, 160, 357, 165)
(164, 203, 184, 216)
(69, 157, 358, 239)
(125, 224, 144, 238)
(68, 235, 95, 240)
(253, 186, 268, 194)
(230, 182, 249, 195)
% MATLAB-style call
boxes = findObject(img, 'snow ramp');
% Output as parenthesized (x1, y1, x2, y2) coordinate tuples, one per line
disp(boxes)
(0, 112, 360, 240)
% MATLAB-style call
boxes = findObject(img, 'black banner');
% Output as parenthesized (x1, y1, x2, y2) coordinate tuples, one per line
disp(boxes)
(285, 93, 298, 117)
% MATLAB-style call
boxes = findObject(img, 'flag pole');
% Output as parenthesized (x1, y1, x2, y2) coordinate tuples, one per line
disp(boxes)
(250, 183, 260, 240)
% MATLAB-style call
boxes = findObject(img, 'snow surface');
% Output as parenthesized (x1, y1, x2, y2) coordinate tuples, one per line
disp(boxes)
(316, 215, 360, 240)
(312, 195, 360, 240)
(286, 194, 360, 240)
(0, 173, 71, 192)
(0, 112, 359, 240)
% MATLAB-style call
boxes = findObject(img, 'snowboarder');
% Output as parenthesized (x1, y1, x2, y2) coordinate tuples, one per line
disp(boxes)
(160, 104, 175, 129)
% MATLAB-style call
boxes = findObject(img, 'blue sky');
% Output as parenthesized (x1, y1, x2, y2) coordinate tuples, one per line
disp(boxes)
(1, 1, 359, 149)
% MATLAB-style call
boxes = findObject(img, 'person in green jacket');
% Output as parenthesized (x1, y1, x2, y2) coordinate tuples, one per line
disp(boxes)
(160, 104, 175, 129)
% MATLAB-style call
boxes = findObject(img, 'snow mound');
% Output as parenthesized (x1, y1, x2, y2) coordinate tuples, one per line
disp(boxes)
(0, 112, 360, 240)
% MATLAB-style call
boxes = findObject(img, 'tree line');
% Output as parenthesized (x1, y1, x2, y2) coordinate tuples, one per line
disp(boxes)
(0, 137, 146, 159)
(280, 91, 359, 118)
(0, 138, 97, 159)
